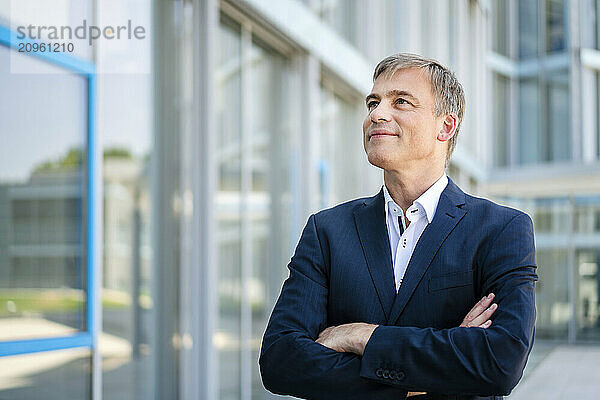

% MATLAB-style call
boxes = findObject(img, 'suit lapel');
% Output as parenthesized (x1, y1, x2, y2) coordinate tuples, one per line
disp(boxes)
(387, 178, 467, 325)
(353, 188, 396, 320)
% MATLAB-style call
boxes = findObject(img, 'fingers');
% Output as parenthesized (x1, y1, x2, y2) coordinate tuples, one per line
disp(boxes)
(460, 293, 496, 328)
(469, 302, 497, 327)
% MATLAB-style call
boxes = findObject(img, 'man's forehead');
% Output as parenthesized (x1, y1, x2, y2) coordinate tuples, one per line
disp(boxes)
(369, 68, 432, 98)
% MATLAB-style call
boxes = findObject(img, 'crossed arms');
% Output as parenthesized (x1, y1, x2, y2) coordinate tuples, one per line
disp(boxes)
(259, 213, 537, 399)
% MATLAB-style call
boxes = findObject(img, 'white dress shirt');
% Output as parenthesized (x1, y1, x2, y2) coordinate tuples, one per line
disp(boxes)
(383, 174, 449, 292)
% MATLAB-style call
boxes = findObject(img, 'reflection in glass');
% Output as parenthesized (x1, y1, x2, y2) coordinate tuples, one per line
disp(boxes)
(216, 14, 293, 399)
(0, 45, 87, 341)
(519, 77, 541, 164)
(575, 250, 600, 341)
(216, 15, 242, 400)
(519, 0, 539, 58)
(547, 71, 570, 161)
(318, 86, 363, 207)
(310, 0, 359, 47)
(493, 74, 509, 166)
(546, 0, 567, 53)
(101, 150, 153, 400)
(576, 249, 600, 341)
(533, 198, 570, 234)
(598, 72, 600, 158)
(574, 196, 600, 234)
(536, 249, 570, 339)
(492, 0, 509, 57)
(0, 347, 91, 399)
(248, 37, 291, 399)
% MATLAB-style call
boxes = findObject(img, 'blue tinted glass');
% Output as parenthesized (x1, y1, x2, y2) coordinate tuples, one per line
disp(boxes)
(0, 44, 88, 340)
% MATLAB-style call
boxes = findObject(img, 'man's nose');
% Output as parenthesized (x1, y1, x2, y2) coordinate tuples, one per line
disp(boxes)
(370, 104, 392, 123)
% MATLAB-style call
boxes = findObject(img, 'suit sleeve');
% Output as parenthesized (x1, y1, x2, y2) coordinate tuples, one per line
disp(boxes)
(359, 212, 538, 396)
(259, 214, 408, 399)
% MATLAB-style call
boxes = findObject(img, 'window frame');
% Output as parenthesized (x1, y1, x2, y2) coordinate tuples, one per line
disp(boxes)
(0, 24, 99, 358)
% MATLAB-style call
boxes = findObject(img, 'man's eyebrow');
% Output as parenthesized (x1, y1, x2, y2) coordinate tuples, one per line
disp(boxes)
(387, 90, 420, 103)
(365, 93, 380, 104)
(365, 90, 420, 104)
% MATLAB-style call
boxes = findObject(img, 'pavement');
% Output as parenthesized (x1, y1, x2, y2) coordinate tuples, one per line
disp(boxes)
(507, 341, 600, 400)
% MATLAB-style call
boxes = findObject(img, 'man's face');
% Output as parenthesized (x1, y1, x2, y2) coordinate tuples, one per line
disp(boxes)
(363, 67, 447, 171)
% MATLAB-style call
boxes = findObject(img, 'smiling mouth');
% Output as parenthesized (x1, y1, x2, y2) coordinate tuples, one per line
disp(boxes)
(369, 132, 398, 139)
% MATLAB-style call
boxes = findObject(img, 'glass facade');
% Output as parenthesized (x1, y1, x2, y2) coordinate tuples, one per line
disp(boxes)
(317, 85, 364, 208)
(492, 0, 509, 57)
(0, 348, 91, 399)
(546, 0, 567, 53)
(519, 0, 540, 58)
(2, 0, 600, 399)
(493, 73, 509, 167)
(0, 45, 87, 342)
(518, 77, 542, 164)
(497, 196, 600, 343)
(215, 13, 293, 399)
(493, 0, 572, 167)
(536, 248, 570, 339)
(97, 1, 153, 398)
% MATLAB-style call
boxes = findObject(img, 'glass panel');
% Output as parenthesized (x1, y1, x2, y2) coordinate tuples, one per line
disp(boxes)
(533, 198, 570, 234)
(95, 1, 154, 398)
(216, 14, 242, 400)
(575, 249, 600, 341)
(100, 117, 153, 398)
(519, 0, 539, 58)
(546, 71, 570, 161)
(580, 0, 597, 49)
(0, 45, 87, 341)
(546, 0, 567, 53)
(248, 36, 292, 400)
(535, 249, 570, 339)
(598, 72, 600, 159)
(574, 196, 600, 234)
(493, 0, 509, 56)
(493, 74, 510, 166)
(519, 77, 541, 164)
(312, 0, 359, 47)
(0, 347, 91, 399)
(318, 86, 363, 207)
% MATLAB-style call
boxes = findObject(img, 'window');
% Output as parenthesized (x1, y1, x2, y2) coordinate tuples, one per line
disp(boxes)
(216, 13, 293, 399)
(493, 74, 510, 166)
(546, 0, 567, 53)
(519, 0, 539, 58)
(519, 77, 542, 164)
(493, 0, 510, 57)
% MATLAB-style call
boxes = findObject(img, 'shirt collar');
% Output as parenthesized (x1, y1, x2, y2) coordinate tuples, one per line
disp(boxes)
(383, 173, 448, 224)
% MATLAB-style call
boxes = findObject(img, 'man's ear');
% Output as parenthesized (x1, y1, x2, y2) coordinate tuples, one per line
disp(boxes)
(437, 113, 458, 142)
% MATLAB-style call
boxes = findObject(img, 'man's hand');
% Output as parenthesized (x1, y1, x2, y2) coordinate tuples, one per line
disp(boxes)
(316, 294, 497, 356)
(316, 322, 378, 356)
(460, 293, 497, 328)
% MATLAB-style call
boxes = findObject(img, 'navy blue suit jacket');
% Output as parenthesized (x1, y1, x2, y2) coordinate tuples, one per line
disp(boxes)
(260, 177, 538, 399)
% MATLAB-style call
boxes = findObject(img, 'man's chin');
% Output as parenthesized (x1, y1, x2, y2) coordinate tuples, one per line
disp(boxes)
(366, 151, 396, 170)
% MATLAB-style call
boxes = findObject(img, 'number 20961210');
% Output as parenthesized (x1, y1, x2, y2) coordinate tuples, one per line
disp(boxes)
(18, 42, 74, 53)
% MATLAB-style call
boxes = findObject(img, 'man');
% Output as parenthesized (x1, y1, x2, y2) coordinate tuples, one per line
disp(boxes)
(259, 53, 537, 399)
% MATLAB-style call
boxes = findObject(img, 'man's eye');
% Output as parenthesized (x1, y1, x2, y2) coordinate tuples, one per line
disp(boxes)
(367, 101, 378, 110)
(395, 98, 408, 105)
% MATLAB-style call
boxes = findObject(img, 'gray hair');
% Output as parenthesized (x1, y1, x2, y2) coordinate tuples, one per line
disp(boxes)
(373, 53, 465, 167)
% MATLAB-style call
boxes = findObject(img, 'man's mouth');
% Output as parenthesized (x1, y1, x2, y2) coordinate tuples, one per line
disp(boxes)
(369, 130, 398, 139)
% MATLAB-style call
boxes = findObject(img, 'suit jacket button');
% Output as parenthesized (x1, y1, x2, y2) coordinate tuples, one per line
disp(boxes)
(396, 371, 405, 380)
(375, 368, 383, 378)
(382, 370, 390, 379)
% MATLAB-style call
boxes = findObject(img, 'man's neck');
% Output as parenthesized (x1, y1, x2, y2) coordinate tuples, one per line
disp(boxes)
(384, 168, 446, 214)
